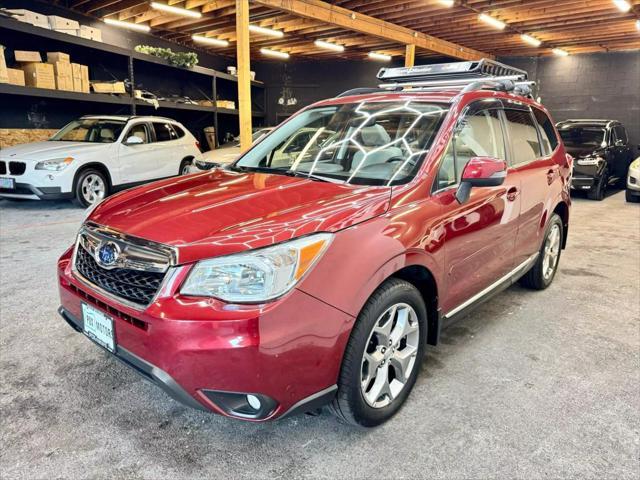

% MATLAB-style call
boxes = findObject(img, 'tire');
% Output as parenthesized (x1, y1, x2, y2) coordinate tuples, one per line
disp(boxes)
(329, 278, 427, 427)
(519, 213, 563, 290)
(587, 171, 607, 201)
(72, 168, 109, 208)
(627, 189, 640, 203)
(179, 159, 193, 176)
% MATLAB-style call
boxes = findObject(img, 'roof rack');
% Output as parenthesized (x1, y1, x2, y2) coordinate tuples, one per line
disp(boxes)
(374, 59, 534, 98)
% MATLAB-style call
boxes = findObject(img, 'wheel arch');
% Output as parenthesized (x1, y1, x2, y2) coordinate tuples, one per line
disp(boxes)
(72, 162, 113, 191)
(552, 200, 570, 249)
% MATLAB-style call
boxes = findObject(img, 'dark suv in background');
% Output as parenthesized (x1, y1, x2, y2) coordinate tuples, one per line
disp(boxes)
(556, 119, 635, 200)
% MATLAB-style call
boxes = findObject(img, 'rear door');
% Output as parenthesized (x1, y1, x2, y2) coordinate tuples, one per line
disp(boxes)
(152, 122, 184, 177)
(432, 100, 521, 313)
(117, 122, 159, 184)
(505, 104, 558, 265)
(611, 125, 633, 180)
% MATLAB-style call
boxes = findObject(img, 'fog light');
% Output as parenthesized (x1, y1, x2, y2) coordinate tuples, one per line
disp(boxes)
(246, 394, 261, 410)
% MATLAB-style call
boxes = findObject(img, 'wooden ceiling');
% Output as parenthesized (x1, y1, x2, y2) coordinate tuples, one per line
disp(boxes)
(57, 0, 640, 60)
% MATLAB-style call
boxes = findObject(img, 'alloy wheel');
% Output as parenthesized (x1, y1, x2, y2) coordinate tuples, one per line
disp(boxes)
(81, 174, 106, 205)
(542, 223, 561, 280)
(181, 163, 191, 175)
(360, 303, 420, 408)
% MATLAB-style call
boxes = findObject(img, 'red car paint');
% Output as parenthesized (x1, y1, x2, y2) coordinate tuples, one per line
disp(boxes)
(58, 89, 572, 420)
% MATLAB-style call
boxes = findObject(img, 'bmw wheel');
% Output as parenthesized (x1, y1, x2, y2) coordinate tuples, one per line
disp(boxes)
(330, 278, 426, 427)
(73, 169, 108, 208)
(179, 159, 193, 175)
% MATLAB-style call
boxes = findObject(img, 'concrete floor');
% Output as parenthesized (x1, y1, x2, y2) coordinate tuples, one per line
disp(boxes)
(0, 189, 638, 479)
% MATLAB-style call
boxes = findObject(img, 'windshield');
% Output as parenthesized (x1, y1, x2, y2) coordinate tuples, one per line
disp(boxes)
(50, 119, 126, 143)
(234, 101, 449, 186)
(559, 127, 605, 148)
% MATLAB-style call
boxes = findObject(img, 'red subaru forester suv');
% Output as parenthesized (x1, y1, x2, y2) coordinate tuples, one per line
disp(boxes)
(58, 60, 572, 427)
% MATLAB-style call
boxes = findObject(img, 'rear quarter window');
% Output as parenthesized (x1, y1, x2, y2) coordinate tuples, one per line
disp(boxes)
(504, 109, 542, 165)
(533, 108, 559, 155)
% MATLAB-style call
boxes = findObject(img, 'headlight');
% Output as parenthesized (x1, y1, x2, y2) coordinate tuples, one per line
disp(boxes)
(576, 156, 603, 166)
(35, 157, 74, 171)
(180, 233, 333, 302)
(195, 159, 219, 170)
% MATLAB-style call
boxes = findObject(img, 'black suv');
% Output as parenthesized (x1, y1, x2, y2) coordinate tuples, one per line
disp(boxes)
(556, 119, 635, 200)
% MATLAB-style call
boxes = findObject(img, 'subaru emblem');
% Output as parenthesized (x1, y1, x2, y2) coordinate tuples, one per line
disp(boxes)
(97, 242, 120, 267)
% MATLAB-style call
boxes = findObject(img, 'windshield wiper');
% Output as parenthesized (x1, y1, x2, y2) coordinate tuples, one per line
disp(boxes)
(284, 170, 338, 184)
(229, 165, 337, 183)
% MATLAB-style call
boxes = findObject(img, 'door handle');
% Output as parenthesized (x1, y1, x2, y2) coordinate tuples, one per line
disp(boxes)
(507, 186, 519, 202)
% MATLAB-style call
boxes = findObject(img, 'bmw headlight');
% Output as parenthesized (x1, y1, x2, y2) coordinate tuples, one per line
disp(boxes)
(35, 157, 74, 171)
(180, 233, 333, 303)
(576, 155, 603, 166)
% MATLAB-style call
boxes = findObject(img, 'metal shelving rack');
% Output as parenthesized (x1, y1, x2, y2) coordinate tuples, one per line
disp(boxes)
(0, 16, 265, 145)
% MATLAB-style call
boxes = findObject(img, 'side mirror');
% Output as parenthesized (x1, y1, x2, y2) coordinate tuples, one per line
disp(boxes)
(124, 136, 144, 145)
(455, 156, 507, 204)
(614, 139, 624, 147)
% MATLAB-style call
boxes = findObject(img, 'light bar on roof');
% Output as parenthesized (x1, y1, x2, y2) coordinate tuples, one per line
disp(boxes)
(478, 13, 506, 30)
(192, 35, 229, 47)
(104, 18, 150, 32)
(249, 25, 284, 38)
(150, 2, 202, 18)
(314, 40, 345, 52)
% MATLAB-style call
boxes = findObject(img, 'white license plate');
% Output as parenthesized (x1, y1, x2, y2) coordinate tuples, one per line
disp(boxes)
(82, 303, 116, 353)
(0, 177, 15, 189)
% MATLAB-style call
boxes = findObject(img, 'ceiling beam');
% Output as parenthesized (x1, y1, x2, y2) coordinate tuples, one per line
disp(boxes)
(251, 0, 492, 60)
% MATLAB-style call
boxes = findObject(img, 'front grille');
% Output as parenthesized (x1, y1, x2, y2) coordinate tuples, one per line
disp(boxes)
(0, 161, 6, 175)
(9, 161, 26, 175)
(75, 245, 166, 306)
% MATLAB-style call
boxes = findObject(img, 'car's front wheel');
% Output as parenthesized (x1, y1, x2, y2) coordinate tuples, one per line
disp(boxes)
(330, 278, 426, 427)
(588, 170, 607, 201)
(73, 168, 108, 208)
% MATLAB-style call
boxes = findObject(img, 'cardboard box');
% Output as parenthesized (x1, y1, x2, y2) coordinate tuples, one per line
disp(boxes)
(54, 29, 78, 36)
(50, 60, 72, 78)
(15, 50, 43, 63)
(79, 25, 102, 42)
(216, 100, 236, 109)
(46, 52, 70, 64)
(80, 65, 90, 93)
(7, 9, 50, 29)
(7, 68, 25, 86)
(0, 46, 8, 84)
(56, 76, 74, 91)
(48, 16, 80, 30)
(22, 63, 55, 89)
(91, 81, 126, 94)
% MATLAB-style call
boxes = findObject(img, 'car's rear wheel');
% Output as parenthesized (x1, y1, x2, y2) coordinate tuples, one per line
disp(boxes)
(520, 213, 563, 290)
(73, 169, 108, 208)
(330, 278, 426, 427)
(588, 171, 607, 201)
(179, 159, 193, 175)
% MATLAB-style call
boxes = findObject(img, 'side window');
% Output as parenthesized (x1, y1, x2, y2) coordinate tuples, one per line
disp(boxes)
(504, 109, 542, 165)
(614, 126, 628, 145)
(153, 123, 176, 142)
(532, 108, 559, 155)
(125, 123, 149, 144)
(172, 125, 186, 139)
(434, 108, 506, 191)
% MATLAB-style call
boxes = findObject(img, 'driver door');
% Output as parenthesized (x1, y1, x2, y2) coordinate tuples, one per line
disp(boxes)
(117, 122, 159, 184)
(432, 101, 521, 314)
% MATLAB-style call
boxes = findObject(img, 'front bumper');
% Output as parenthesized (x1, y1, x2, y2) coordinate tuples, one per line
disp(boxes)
(57, 249, 352, 421)
(0, 182, 73, 200)
(627, 169, 640, 192)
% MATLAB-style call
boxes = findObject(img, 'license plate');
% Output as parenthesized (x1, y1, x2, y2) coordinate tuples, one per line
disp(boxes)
(0, 177, 15, 189)
(82, 303, 116, 353)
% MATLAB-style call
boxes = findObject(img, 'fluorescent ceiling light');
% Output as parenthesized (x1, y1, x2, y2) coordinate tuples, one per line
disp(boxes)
(612, 0, 632, 12)
(314, 40, 345, 52)
(637, 19, 640, 31)
(150, 2, 201, 18)
(478, 13, 506, 30)
(192, 35, 229, 47)
(521, 34, 542, 47)
(552, 48, 569, 56)
(249, 25, 284, 38)
(368, 52, 392, 61)
(438, 0, 455, 7)
(104, 18, 150, 32)
(260, 48, 290, 59)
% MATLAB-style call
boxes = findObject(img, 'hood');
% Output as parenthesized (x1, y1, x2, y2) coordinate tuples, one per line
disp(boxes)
(0, 141, 110, 161)
(564, 145, 603, 159)
(90, 169, 391, 264)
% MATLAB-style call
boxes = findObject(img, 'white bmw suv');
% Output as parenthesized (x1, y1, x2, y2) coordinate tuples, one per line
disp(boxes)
(0, 115, 201, 207)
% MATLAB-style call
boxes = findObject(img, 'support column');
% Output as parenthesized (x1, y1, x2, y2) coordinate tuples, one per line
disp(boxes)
(405, 44, 416, 67)
(236, 0, 252, 151)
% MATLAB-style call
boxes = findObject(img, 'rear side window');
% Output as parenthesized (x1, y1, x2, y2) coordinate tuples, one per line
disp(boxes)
(153, 123, 177, 142)
(172, 125, 186, 139)
(504, 109, 542, 165)
(613, 125, 628, 144)
(532, 108, 559, 155)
